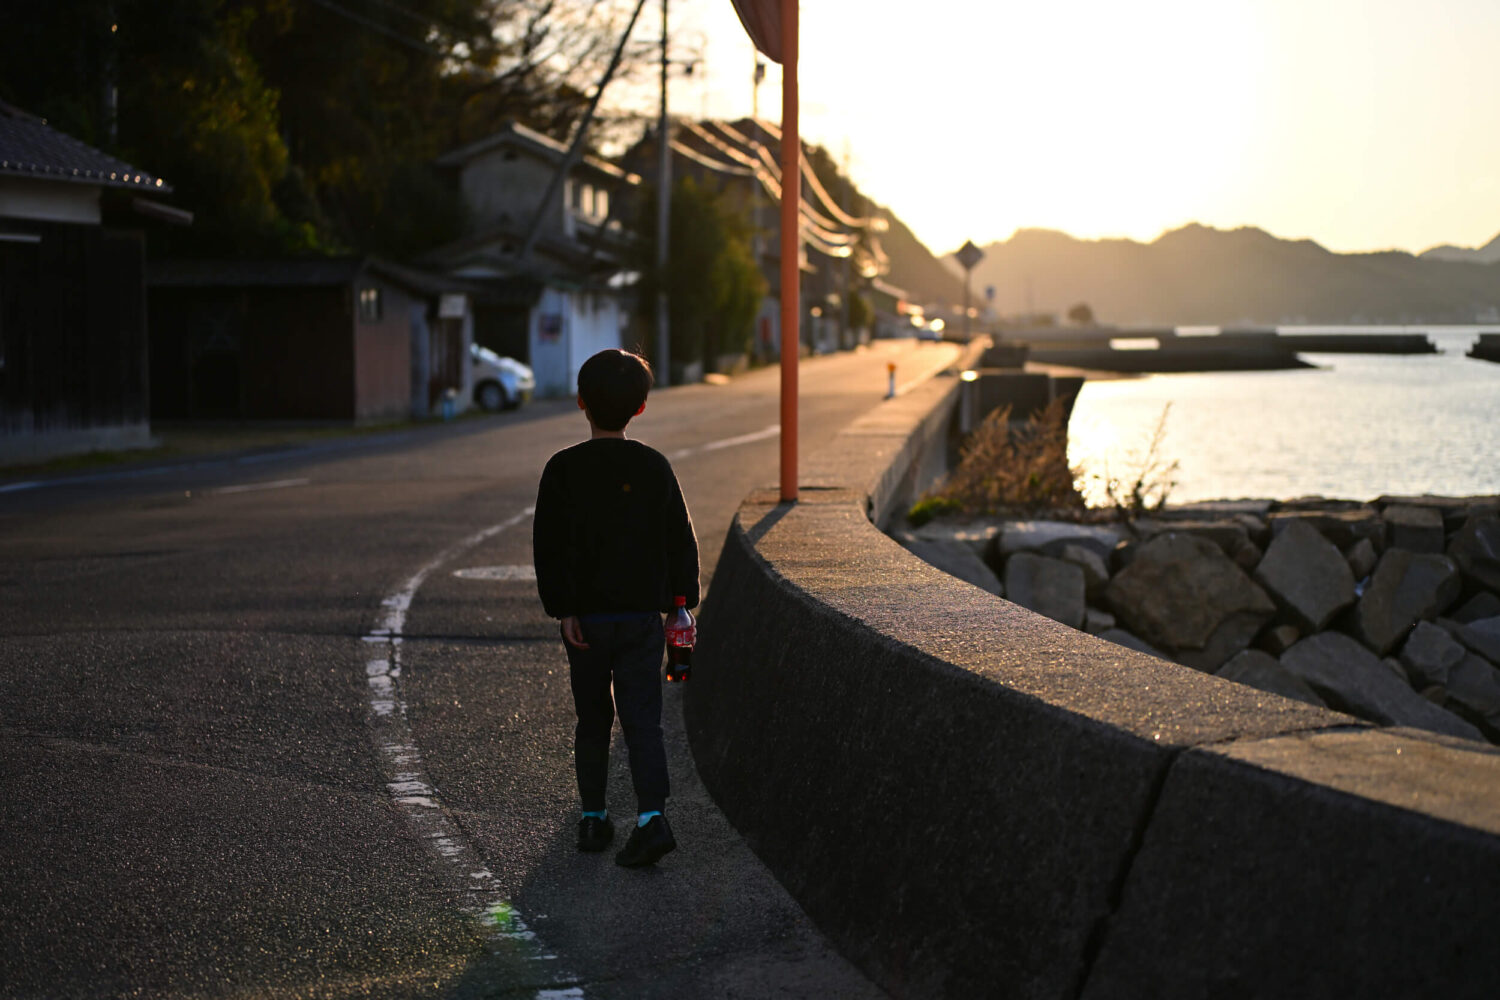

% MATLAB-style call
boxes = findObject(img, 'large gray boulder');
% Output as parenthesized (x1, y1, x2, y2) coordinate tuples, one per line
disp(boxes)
(1397, 621, 1467, 688)
(996, 520, 1127, 560)
(1252, 519, 1356, 632)
(1383, 504, 1445, 554)
(1058, 543, 1110, 602)
(1267, 508, 1385, 551)
(1351, 549, 1463, 655)
(1004, 553, 1085, 629)
(1448, 615, 1500, 664)
(895, 533, 1004, 598)
(1343, 538, 1378, 581)
(1134, 518, 1249, 557)
(1279, 632, 1483, 740)
(1215, 649, 1326, 707)
(1447, 654, 1500, 732)
(1104, 533, 1275, 672)
(1448, 515, 1500, 593)
(1451, 591, 1500, 624)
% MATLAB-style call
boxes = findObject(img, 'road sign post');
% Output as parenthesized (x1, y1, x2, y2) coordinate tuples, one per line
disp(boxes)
(955, 239, 985, 342)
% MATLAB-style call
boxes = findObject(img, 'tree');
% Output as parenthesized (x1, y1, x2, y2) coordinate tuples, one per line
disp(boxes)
(634, 176, 766, 373)
(848, 291, 873, 332)
(0, 0, 659, 256)
(1067, 302, 1095, 326)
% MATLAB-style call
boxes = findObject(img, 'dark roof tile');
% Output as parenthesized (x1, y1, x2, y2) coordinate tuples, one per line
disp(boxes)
(0, 101, 169, 192)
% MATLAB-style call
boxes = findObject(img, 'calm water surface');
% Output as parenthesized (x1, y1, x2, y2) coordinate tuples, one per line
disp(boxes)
(1067, 327, 1500, 505)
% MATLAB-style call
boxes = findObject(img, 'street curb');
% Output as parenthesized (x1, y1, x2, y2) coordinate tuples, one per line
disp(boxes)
(685, 360, 1500, 998)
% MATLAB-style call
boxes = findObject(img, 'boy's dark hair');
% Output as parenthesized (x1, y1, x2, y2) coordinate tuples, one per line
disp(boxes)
(577, 349, 654, 431)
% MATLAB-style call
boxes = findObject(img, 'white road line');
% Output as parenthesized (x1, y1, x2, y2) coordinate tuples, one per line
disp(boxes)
(208, 477, 311, 495)
(362, 506, 580, 997)
(0, 481, 40, 494)
(669, 424, 780, 461)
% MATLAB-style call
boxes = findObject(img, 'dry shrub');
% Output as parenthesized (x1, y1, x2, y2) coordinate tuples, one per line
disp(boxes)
(922, 397, 1085, 518)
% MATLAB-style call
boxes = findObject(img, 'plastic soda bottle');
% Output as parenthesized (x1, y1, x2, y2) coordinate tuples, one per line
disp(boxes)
(664, 596, 695, 682)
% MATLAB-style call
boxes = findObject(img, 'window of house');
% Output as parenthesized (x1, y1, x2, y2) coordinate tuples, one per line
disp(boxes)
(358, 287, 382, 323)
(580, 184, 594, 219)
(594, 187, 609, 220)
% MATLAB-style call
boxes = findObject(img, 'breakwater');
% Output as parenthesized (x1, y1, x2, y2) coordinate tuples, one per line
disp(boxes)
(687, 364, 1500, 999)
(1000, 326, 1441, 372)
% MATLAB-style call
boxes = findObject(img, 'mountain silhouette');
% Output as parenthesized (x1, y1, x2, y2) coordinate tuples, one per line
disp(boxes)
(1420, 232, 1500, 265)
(958, 224, 1500, 325)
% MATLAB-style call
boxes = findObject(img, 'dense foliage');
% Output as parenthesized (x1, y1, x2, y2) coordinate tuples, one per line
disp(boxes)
(0, 0, 651, 256)
(634, 175, 766, 373)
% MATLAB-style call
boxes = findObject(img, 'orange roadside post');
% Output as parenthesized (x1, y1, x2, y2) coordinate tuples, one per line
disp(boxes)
(730, 0, 798, 503)
(777, 0, 799, 502)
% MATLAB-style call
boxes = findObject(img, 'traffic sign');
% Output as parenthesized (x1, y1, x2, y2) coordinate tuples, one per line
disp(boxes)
(955, 240, 984, 271)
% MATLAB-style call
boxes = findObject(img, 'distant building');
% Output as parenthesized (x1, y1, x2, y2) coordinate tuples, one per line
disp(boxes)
(0, 101, 186, 465)
(427, 121, 641, 397)
(147, 258, 479, 423)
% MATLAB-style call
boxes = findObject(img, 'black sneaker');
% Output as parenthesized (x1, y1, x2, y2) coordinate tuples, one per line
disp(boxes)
(577, 815, 614, 852)
(614, 814, 676, 867)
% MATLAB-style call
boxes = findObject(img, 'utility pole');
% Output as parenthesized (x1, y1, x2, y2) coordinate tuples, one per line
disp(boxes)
(840, 140, 852, 349)
(655, 0, 672, 385)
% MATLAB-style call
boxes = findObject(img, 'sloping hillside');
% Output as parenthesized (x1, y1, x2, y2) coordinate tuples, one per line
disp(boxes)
(964, 224, 1500, 325)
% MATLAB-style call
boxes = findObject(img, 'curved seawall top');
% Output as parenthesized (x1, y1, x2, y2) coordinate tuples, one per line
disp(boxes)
(685, 367, 1500, 1000)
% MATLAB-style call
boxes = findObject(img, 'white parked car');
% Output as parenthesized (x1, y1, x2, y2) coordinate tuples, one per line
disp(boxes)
(470, 344, 535, 411)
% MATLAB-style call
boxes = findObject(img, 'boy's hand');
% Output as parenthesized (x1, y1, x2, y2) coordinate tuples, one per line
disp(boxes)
(561, 615, 589, 649)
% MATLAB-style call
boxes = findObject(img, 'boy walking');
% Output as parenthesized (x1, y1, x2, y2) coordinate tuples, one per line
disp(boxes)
(532, 349, 699, 867)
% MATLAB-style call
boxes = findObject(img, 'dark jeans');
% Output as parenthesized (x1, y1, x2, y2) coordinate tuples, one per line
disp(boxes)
(564, 614, 669, 814)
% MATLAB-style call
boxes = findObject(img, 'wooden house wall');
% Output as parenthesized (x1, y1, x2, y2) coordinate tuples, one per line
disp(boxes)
(149, 287, 354, 420)
(0, 222, 148, 439)
(353, 280, 415, 422)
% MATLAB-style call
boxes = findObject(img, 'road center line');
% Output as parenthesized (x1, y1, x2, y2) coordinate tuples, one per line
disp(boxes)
(362, 505, 581, 995)
(669, 424, 780, 461)
(208, 477, 311, 495)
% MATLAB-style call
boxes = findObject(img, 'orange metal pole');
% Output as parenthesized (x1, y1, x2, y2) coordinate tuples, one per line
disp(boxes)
(778, 0, 799, 503)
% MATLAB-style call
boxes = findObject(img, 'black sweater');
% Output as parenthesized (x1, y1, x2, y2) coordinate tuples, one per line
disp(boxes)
(533, 438, 699, 618)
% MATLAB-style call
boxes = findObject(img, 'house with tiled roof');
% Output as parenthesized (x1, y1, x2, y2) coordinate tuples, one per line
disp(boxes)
(426, 121, 642, 397)
(0, 101, 187, 465)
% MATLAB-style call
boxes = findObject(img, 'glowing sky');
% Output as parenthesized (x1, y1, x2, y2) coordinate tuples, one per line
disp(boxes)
(634, 0, 1500, 257)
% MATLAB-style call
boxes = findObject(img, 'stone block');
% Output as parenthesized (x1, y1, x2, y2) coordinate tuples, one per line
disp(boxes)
(1280, 632, 1481, 740)
(1253, 519, 1356, 632)
(1105, 533, 1274, 670)
(1398, 621, 1467, 688)
(1384, 504, 1446, 554)
(995, 520, 1127, 560)
(1344, 537, 1378, 581)
(1004, 552, 1085, 629)
(1352, 549, 1463, 655)
(1448, 654, 1500, 721)
(1448, 515, 1500, 593)
(1135, 517, 1251, 556)
(1058, 543, 1111, 602)
(1215, 649, 1325, 707)
(1452, 591, 1500, 625)
(1268, 508, 1385, 552)
(1256, 623, 1301, 656)
(1449, 616, 1500, 665)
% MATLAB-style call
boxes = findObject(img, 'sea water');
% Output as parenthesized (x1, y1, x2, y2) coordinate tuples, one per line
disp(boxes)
(1066, 327, 1500, 505)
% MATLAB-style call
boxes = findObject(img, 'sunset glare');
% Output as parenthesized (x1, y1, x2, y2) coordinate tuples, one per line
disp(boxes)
(658, 0, 1500, 256)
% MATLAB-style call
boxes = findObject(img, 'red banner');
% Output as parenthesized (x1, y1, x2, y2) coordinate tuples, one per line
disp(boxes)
(730, 0, 784, 64)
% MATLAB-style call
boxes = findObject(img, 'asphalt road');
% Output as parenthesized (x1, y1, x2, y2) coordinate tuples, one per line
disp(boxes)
(0, 339, 959, 999)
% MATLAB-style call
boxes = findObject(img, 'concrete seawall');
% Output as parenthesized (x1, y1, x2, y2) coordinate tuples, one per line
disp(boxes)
(685, 370, 1500, 999)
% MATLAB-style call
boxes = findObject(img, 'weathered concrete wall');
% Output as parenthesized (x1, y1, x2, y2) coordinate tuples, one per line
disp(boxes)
(685, 368, 1500, 999)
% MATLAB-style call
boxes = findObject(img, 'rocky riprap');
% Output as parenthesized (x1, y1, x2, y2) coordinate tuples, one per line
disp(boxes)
(895, 495, 1500, 744)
